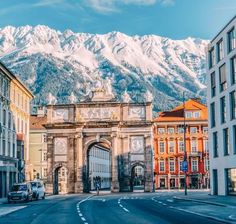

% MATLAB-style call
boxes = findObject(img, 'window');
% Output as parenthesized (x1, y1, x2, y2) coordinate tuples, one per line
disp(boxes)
(191, 139, 197, 153)
(205, 159, 210, 171)
(158, 128, 165, 134)
(211, 72, 216, 97)
(231, 56, 236, 85)
(228, 27, 236, 52)
(209, 47, 215, 68)
(168, 128, 174, 134)
(178, 127, 184, 134)
(43, 134, 47, 143)
(169, 159, 175, 172)
(220, 96, 226, 123)
(168, 140, 175, 153)
(185, 111, 192, 118)
(233, 125, 236, 154)
(203, 139, 209, 152)
(203, 127, 208, 134)
(190, 127, 197, 133)
(178, 140, 184, 152)
(179, 159, 183, 171)
(159, 160, 165, 172)
(213, 132, 218, 157)
(210, 102, 216, 127)
(219, 64, 227, 91)
(217, 39, 224, 62)
(193, 111, 200, 118)
(43, 168, 47, 177)
(223, 128, 229, 156)
(159, 141, 165, 154)
(191, 159, 198, 172)
(230, 91, 236, 120)
(43, 152, 47, 161)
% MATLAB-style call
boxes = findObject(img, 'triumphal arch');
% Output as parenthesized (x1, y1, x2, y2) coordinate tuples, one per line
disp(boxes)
(45, 88, 154, 194)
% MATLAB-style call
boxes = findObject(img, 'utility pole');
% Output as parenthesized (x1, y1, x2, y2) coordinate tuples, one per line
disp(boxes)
(183, 92, 188, 196)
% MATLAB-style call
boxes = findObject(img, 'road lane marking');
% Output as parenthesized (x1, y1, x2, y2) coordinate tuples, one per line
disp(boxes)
(76, 195, 94, 224)
(118, 197, 130, 213)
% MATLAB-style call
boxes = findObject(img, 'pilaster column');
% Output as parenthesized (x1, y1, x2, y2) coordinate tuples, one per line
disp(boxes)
(46, 135, 54, 194)
(75, 132, 84, 193)
(111, 132, 119, 192)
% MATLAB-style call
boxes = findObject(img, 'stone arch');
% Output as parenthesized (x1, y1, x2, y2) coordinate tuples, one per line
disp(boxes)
(53, 162, 68, 195)
(130, 162, 146, 192)
(83, 137, 112, 193)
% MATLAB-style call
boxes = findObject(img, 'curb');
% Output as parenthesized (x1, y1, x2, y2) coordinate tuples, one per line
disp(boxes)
(171, 207, 232, 224)
(173, 196, 227, 207)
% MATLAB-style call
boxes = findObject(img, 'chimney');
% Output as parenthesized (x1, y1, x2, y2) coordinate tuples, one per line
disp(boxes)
(37, 106, 46, 117)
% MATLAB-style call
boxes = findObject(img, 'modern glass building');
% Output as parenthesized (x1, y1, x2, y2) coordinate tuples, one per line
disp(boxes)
(207, 15, 236, 196)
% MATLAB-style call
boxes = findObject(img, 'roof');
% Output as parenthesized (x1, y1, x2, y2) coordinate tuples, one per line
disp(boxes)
(211, 15, 236, 43)
(0, 61, 34, 98)
(154, 99, 208, 122)
(30, 115, 47, 130)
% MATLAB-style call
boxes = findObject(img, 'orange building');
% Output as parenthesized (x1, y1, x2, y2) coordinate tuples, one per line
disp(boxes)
(153, 99, 209, 190)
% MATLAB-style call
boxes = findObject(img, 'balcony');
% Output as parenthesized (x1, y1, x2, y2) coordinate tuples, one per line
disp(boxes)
(188, 151, 202, 157)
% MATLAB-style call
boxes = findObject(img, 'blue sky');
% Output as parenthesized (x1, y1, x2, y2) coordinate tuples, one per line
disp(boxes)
(0, 0, 235, 40)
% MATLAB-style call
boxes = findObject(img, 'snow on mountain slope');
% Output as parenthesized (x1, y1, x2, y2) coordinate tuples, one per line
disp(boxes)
(0, 25, 209, 111)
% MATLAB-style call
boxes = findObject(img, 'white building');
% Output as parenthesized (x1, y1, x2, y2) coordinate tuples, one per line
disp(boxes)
(89, 145, 111, 190)
(0, 63, 18, 198)
(207, 15, 236, 196)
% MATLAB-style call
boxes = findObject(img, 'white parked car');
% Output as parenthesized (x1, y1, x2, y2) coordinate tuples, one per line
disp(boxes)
(30, 180, 45, 200)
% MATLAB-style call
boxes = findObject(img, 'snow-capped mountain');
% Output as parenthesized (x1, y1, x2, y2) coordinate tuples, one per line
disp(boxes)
(0, 25, 208, 112)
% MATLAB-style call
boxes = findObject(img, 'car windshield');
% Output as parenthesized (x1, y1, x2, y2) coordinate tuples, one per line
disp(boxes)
(30, 182, 37, 187)
(11, 185, 27, 191)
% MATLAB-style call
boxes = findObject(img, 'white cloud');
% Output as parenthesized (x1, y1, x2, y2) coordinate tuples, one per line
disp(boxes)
(86, 0, 174, 13)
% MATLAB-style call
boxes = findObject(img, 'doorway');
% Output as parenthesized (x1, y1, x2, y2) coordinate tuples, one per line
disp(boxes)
(54, 166, 68, 195)
(131, 165, 145, 192)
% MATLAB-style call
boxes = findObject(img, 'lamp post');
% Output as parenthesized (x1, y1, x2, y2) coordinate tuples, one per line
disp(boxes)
(183, 92, 188, 196)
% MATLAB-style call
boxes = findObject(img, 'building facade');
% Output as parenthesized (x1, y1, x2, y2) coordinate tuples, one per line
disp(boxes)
(10, 72, 33, 181)
(29, 107, 47, 182)
(154, 99, 209, 190)
(207, 16, 236, 195)
(0, 62, 18, 198)
(44, 89, 153, 194)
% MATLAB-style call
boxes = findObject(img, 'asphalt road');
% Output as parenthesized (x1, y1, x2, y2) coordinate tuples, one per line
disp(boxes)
(0, 192, 226, 224)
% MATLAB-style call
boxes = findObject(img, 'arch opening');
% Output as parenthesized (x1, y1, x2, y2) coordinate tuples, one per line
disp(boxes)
(131, 164, 145, 192)
(86, 142, 112, 192)
(53, 166, 68, 195)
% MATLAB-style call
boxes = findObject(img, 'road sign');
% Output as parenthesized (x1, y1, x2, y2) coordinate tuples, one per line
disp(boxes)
(181, 161, 188, 172)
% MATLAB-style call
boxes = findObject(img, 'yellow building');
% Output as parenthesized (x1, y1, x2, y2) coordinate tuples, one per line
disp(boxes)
(10, 74, 33, 181)
(29, 107, 47, 181)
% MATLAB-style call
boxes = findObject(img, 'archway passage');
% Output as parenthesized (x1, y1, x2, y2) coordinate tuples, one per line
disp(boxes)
(131, 165, 145, 192)
(54, 166, 68, 195)
(87, 143, 111, 191)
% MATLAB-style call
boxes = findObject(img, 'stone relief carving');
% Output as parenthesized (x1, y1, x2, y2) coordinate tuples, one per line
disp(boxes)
(53, 109, 69, 121)
(128, 106, 145, 118)
(54, 138, 67, 155)
(130, 136, 144, 153)
(79, 107, 118, 120)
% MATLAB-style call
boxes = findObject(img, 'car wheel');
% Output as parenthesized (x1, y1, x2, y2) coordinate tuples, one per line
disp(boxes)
(36, 194, 39, 200)
(25, 196, 29, 202)
(42, 194, 45, 199)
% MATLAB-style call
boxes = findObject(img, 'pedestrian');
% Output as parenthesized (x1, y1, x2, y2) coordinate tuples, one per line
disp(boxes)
(96, 181, 100, 196)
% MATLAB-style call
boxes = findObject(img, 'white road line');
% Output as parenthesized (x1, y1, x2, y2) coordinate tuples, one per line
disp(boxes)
(76, 195, 94, 224)
(118, 197, 130, 213)
(167, 199, 173, 203)
(162, 203, 167, 206)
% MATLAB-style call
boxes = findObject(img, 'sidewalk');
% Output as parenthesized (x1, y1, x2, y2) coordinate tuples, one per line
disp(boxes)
(0, 198, 7, 205)
(172, 192, 236, 223)
(174, 192, 236, 207)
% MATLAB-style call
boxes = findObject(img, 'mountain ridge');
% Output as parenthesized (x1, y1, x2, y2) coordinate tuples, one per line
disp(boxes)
(0, 25, 209, 112)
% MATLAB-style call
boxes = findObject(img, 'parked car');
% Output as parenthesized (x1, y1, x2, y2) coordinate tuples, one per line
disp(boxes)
(8, 183, 33, 203)
(30, 180, 45, 200)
